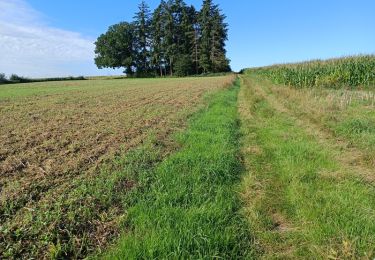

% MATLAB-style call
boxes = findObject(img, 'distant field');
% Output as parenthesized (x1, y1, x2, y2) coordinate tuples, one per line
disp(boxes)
(0, 76, 234, 258)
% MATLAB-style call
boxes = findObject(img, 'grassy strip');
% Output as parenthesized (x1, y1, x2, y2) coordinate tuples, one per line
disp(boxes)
(239, 76, 375, 259)
(250, 75, 375, 171)
(101, 80, 254, 259)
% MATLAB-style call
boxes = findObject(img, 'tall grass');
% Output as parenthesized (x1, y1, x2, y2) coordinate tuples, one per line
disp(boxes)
(246, 55, 375, 89)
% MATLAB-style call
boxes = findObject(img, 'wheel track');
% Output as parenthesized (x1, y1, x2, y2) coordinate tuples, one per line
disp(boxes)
(241, 75, 375, 185)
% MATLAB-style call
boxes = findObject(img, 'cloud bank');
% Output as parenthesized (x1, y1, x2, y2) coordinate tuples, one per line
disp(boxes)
(0, 0, 118, 77)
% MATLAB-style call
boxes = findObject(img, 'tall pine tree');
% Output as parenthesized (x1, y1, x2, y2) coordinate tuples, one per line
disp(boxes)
(151, 1, 166, 76)
(198, 0, 229, 73)
(175, 4, 197, 76)
(210, 8, 230, 72)
(133, 0, 151, 75)
(198, 0, 213, 73)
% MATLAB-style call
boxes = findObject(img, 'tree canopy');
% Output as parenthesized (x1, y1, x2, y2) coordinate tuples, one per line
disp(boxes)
(94, 0, 230, 77)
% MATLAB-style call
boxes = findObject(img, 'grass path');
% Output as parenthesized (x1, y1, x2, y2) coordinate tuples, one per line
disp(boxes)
(102, 80, 254, 259)
(239, 75, 375, 259)
(242, 76, 375, 184)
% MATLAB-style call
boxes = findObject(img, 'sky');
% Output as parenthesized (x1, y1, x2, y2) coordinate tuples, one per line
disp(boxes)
(0, 0, 374, 78)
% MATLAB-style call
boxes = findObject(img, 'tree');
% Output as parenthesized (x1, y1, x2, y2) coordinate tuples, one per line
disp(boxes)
(163, 0, 178, 76)
(180, 5, 198, 75)
(175, 54, 193, 76)
(198, 0, 213, 73)
(0, 73, 8, 84)
(94, 22, 136, 75)
(94, 0, 231, 77)
(198, 0, 230, 73)
(151, 1, 167, 76)
(133, 1, 152, 75)
(183, 5, 200, 74)
(210, 8, 230, 72)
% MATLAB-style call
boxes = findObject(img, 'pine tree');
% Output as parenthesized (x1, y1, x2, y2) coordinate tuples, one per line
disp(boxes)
(151, 1, 166, 76)
(198, 0, 213, 73)
(175, 5, 197, 76)
(198, 0, 229, 73)
(161, 1, 174, 76)
(210, 7, 230, 72)
(186, 5, 200, 74)
(133, 0, 151, 75)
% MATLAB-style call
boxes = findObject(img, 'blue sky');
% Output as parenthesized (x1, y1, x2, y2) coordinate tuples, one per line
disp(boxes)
(0, 0, 374, 77)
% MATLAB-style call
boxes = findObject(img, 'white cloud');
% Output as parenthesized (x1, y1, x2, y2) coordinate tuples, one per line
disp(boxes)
(0, 0, 120, 77)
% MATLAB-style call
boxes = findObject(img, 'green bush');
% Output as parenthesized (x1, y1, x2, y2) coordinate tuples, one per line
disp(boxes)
(0, 73, 8, 84)
(9, 74, 31, 83)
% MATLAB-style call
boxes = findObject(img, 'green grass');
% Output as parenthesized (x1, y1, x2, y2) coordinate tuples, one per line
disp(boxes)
(239, 75, 375, 258)
(101, 80, 254, 259)
(333, 110, 375, 159)
(245, 72, 375, 170)
(245, 55, 375, 89)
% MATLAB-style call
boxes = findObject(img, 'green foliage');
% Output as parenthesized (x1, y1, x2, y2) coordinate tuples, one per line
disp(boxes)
(0, 74, 85, 85)
(0, 73, 9, 84)
(95, 0, 231, 77)
(198, 0, 230, 73)
(150, 2, 167, 76)
(9, 74, 31, 83)
(246, 55, 375, 89)
(94, 22, 136, 75)
(133, 1, 152, 75)
(174, 54, 193, 76)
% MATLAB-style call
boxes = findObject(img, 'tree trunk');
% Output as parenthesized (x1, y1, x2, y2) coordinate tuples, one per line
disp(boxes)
(195, 30, 198, 74)
(170, 58, 173, 76)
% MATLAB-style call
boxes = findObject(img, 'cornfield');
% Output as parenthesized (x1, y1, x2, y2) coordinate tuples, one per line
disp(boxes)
(246, 55, 375, 89)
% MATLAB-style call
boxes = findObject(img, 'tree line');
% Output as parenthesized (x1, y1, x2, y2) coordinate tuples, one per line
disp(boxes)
(0, 73, 85, 85)
(94, 0, 231, 77)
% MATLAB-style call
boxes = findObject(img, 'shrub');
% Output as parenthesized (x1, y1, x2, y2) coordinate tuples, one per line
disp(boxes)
(9, 74, 31, 83)
(0, 73, 8, 84)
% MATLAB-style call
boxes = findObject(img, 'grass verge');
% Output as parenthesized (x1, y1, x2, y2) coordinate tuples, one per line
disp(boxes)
(101, 80, 254, 259)
(239, 75, 375, 259)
